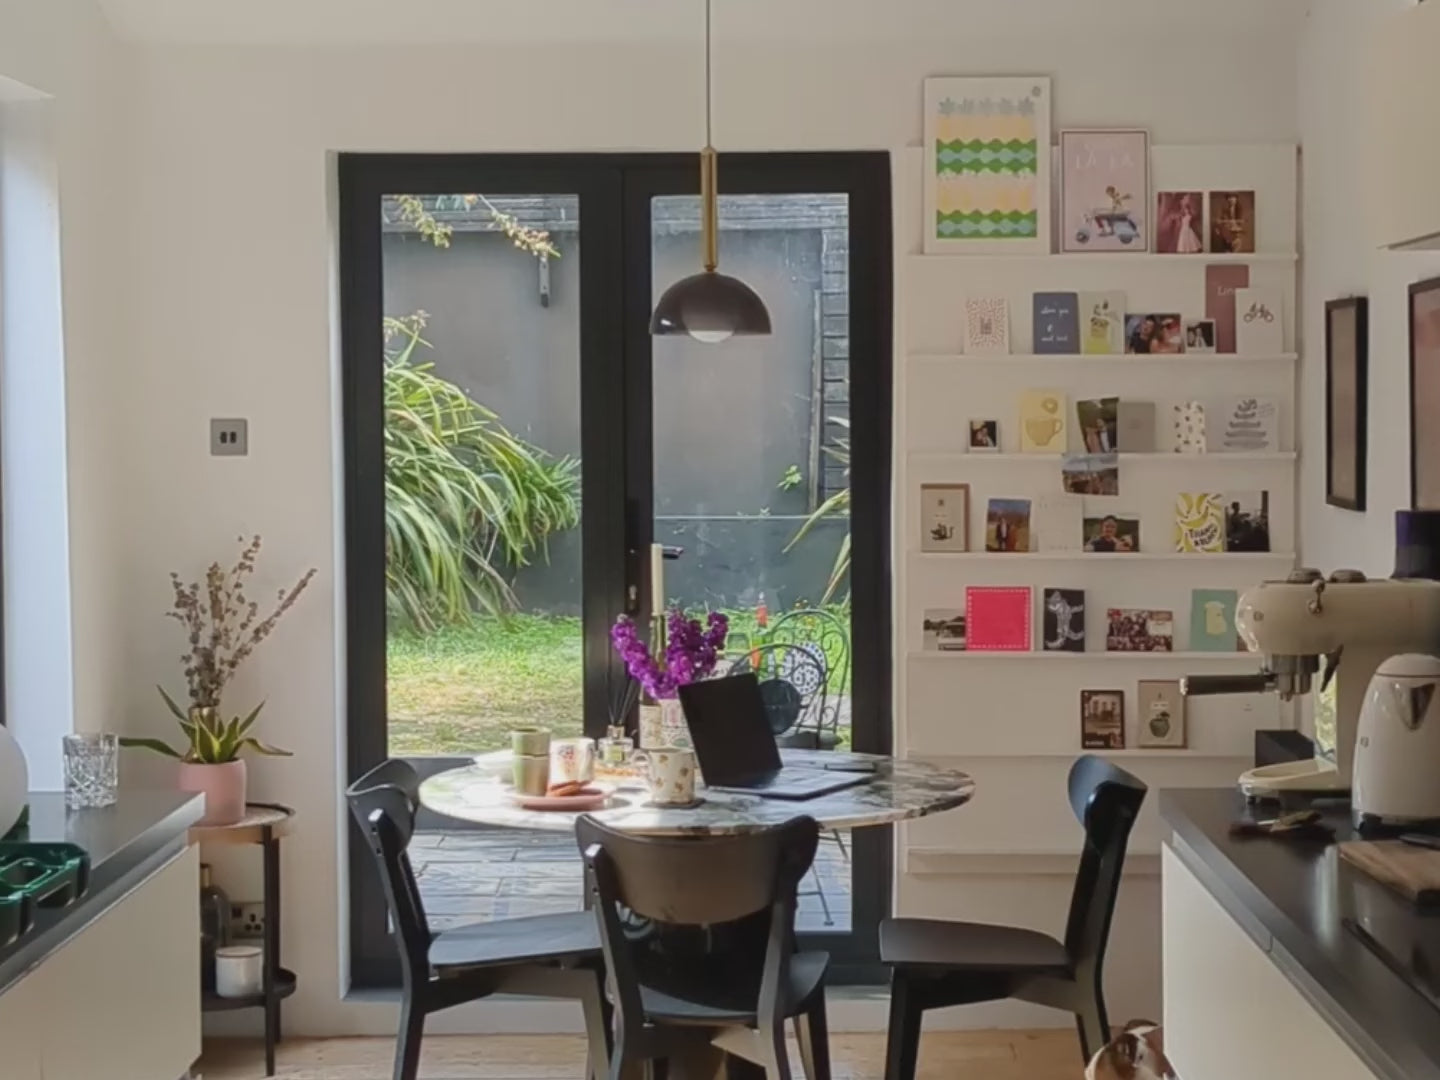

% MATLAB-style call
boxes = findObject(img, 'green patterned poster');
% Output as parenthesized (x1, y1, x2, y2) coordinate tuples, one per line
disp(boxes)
(923, 76, 1051, 254)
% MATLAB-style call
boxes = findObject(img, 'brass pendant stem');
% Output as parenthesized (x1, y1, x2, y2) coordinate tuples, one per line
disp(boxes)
(701, 145, 719, 272)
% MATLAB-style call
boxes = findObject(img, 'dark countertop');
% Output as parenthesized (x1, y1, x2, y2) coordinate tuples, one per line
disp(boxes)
(1162, 789, 1440, 1080)
(0, 790, 204, 995)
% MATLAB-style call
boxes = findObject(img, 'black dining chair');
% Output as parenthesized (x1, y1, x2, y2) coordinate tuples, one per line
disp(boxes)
(879, 755, 1147, 1076)
(576, 813, 831, 1080)
(347, 760, 612, 1080)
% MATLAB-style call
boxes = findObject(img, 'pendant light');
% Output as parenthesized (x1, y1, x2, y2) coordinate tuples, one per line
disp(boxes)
(650, 0, 772, 342)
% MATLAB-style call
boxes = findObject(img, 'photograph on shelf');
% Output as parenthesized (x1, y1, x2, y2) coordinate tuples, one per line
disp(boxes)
(923, 76, 1051, 256)
(1043, 588, 1087, 653)
(1173, 401, 1207, 454)
(969, 419, 1001, 452)
(1079, 291, 1126, 355)
(1062, 453, 1120, 496)
(1224, 491, 1272, 552)
(965, 296, 1011, 355)
(1117, 401, 1156, 452)
(1174, 492, 1225, 553)
(1235, 287, 1285, 356)
(1185, 319, 1217, 354)
(920, 483, 970, 553)
(1076, 397, 1120, 453)
(1190, 589, 1243, 652)
(1106, 608, 1175, 653)
(1058, 128, 1149, 253)
(1326, 296, 1368, 511)
(1125, 313, 1184, 354)
(1033, 494, 1084, 552)
(1081, 690, 1126, 750)
(1083, 514, 1141, 553)
(1033, 292, 1080, 354)
(1205, 264, 1250, 354)
(1411, 277, 1440, 509)
(1020, 389, 1068, 452)
(1208, 396, 1279, 454)
(965, 586, 1033, 652)
(985, 498, 1033, 553)
(922, 609, 967, 652)
(1137, 680, 1187, 749)
(1209, 190, 1256, 254)
(1155, 191, 1205, 255)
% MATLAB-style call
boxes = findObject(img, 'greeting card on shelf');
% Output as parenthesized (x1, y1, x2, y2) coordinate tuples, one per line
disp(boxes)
(1224, 491, 1271, 552)
(1033, 292, 1079, 354)
(966, 586, 1033, 652)
(1209, 396, 1279, 453)
(1020, 389, 1068, 452)
(1235, 288, 1285, 356)
(920, 483, 970, 553)
(1061, 454, 1120, 497)
(1034, 494, 1084, 552)
(1190, 589, 1241, 652)
(1106, 608, 1175, 652)
(1173, 401, 1206, 454)
(1174, 493, 1225, 553)
(985, 498, 1033, 553)
(1117, 401, 1156, 453)
(1137, 680, 1186, 749)
(1043, 588, 1086, 652)
(923, 609, 967, 652)
(1205, 265, 1250, 354)
(1079, 291, 1125, 355)
(965, 297, 1011, 355)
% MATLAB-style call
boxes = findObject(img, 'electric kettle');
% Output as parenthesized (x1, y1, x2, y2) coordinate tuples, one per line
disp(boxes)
(1353, 653, 1440, 830)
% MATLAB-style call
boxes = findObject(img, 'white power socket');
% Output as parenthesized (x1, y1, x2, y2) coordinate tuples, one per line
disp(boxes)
(229, 902, 266, 940)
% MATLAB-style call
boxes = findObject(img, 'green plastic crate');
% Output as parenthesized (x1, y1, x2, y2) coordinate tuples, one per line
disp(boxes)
(0, 842, 91, 913)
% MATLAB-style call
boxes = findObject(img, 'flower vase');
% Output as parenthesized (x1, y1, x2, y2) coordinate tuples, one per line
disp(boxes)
(638, 704, 665, 750)
(179, 758, 247, 827)
(658, 697, 693, 750)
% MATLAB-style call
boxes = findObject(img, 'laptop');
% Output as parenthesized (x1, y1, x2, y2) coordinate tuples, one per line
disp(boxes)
(679, 672, 873, 801)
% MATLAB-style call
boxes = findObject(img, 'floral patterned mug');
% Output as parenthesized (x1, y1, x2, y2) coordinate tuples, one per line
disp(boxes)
(550, 737, 596, 785)
(633, 747, 697, 806)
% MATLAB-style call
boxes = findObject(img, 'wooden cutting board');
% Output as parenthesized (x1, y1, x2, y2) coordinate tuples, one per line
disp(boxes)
(1339, 840, 1440, 906)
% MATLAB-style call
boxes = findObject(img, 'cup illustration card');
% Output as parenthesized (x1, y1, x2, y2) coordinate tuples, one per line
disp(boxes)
(1190, 589, 1241, 652)
(1020, 390, 1069, 453)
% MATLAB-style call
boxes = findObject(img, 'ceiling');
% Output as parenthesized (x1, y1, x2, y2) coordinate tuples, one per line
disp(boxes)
(95, 0, 1309, 46)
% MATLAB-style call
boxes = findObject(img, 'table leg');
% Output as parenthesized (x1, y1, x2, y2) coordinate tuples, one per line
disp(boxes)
(263, 830, 280, 1077)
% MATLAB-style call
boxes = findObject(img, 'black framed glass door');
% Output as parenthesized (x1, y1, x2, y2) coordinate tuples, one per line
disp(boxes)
(340, 152, 891, 989)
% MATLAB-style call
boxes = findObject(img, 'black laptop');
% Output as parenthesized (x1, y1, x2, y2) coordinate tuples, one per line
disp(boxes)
(679, 672, 873, 800)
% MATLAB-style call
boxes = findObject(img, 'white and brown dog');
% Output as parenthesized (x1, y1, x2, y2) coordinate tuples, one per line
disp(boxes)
(1085, 1022, 1177, 1080)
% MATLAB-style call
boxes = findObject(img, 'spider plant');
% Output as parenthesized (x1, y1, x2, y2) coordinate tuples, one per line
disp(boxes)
(784, 415, 851, 603)
(384, 313, 580, 629)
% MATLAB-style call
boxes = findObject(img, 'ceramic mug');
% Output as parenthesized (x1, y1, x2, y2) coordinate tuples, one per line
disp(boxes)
(550, 737, 596, 785)
(634, 747, 697, 806)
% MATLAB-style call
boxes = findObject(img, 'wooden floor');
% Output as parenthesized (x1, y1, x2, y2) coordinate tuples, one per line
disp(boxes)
(197, 1031, 1083, 1080)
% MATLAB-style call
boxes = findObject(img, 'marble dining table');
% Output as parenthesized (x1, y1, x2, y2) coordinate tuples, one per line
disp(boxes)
(418, 749, 975, 836)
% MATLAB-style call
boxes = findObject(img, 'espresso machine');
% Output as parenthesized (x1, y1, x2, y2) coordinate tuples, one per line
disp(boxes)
(1183, 568, 1440, 798)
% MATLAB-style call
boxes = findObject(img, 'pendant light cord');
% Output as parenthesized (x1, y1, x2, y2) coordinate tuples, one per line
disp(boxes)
(705, 0, 713, 147)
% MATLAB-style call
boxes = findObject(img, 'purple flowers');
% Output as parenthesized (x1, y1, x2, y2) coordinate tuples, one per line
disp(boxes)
(611, 608, 729, 700)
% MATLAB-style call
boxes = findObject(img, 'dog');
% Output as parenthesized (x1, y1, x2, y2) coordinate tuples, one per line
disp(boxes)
(1086, 1022, 1177, 1080)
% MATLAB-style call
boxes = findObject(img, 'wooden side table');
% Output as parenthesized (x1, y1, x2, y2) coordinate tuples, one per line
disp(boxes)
(190, 802, 295, 1078)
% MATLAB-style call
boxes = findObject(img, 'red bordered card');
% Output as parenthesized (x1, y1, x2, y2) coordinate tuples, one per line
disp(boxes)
(965, 586, 1033, 652)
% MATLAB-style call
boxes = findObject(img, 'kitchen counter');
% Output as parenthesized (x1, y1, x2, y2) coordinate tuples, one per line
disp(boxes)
(1162, 788, 1440, 1080)
(0, 791, 203, 995)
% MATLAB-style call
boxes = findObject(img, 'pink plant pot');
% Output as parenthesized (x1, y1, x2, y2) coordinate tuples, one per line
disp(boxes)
(178, 759, 248, 826)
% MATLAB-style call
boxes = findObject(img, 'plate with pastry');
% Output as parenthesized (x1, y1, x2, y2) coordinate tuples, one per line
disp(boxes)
(508, 781, 614, 812)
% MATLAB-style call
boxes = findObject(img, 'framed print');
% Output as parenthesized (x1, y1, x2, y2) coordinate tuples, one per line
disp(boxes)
(1326, 297, 1368, 511)
(1059, 129, 1149, 254)
(923, 77, 1052, 255)
(1081, 690, 1125, 749)
(920, 483, 970, 553)
(1411, 277, 1440, 509)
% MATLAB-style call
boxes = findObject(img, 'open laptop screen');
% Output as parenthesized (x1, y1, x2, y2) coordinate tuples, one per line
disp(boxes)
(678, 672, 784, 784)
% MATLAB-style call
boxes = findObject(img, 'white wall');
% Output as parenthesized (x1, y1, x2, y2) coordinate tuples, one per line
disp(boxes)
(1298, 0, 1440, 575)
(98, 2, 1302, 1034)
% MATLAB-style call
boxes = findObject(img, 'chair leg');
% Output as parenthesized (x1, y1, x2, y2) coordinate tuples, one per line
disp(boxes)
(808, 869, 834, 927)
(1074, 989, 1110, 1065)
(794, 994, 831, 1080)
(393, 996, 426, 1080)
(579, 971, 613, 1080)
(762, 1023, 793, 1080)
(884, 973, 924, 1080)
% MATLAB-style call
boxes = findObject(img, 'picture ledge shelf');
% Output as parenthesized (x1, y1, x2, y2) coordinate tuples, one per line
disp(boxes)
(908, 651, 1256, 663)
(908, 251, 1298, 266)
(911, 551, 1296, 563)
(910, 451, 1297, 463)
(910, 352, 1297, 366)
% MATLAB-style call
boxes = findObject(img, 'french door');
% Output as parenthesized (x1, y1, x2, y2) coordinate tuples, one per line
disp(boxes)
(340, 152, 892, 989)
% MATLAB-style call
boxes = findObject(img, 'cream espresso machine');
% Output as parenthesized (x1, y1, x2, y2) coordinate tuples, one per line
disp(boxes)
(1182, 567, 1440, 799)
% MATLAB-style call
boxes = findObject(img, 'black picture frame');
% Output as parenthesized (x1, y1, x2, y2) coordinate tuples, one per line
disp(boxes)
(1325, 296, 1368, 511)
(1411, 277, 1440, 509)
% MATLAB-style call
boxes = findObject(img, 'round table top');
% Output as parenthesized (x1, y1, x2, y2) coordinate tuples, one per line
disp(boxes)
(418, 750, 974, 836)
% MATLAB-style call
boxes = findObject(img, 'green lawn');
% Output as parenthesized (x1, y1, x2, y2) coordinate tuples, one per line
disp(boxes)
(387, 610, 852, 756)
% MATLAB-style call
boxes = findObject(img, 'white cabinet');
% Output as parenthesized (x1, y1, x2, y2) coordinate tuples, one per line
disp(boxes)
(1369, 2, 1440, 250)
(0, 845, 200, 1080)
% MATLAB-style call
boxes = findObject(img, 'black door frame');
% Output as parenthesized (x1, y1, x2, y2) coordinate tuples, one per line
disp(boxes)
(339, 151, 892, 990)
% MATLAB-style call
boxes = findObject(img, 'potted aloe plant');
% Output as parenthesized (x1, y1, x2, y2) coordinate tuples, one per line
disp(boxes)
(121, 536, 316, 825)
